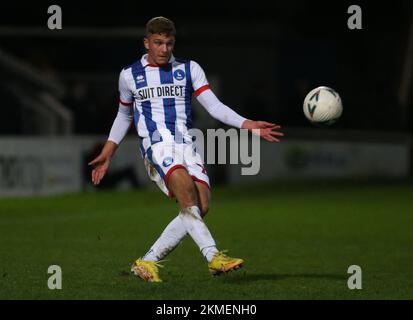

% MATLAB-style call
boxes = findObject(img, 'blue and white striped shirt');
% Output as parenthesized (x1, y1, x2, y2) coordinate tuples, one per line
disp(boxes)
(118, 54, 210, 155)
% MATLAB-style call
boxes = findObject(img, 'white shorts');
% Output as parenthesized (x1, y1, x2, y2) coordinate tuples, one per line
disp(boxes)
(143, 141, 210, 197)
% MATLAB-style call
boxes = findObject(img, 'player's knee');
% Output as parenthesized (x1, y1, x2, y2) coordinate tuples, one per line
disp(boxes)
(178, 190, 198, 209)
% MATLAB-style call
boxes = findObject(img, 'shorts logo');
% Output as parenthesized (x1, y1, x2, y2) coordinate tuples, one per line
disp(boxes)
(162, 157, 174, 167)
(173, 70, 185, 81)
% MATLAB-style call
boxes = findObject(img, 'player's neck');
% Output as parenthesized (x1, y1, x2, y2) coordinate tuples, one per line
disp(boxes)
(147, 55, 169, 67)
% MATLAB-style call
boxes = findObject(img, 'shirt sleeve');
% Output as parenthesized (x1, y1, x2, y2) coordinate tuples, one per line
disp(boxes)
(196, 88, 248, 128)
(108, 105, 133, 145)
(108, 69, 134, 145)
(190, 61, 210, 97)
(118, 69, 134, 106)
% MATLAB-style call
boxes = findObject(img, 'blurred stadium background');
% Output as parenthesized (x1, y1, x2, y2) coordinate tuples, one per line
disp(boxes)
(1, 1, 413, 193)
(0, 1, 413, 299)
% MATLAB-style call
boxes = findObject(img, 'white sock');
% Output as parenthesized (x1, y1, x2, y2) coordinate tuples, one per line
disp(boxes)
(142, 216, 188, 261)
(179, 206, 218, 262)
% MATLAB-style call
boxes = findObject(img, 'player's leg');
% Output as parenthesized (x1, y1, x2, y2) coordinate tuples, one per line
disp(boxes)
(136, 156, 189, 263)
(137, 167, 213, 262)
(167, 168, 219, 261)
(167, 168, 198, 208)
(132, 143, 242, 280)
(191, 179, 243, 275)
(133, 168, 242, 278)
(194, 180, 210, 218)
(131, 149, 188, 282)
(132, 148, 201, 281)
(139, 177, 210, 263)
(140, 215, 187, 261)
(168, 154, 243, 274)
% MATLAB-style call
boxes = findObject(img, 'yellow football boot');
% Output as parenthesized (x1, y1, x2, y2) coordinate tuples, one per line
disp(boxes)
(130, 258, 164, 283)
(208, 251, 244, 276)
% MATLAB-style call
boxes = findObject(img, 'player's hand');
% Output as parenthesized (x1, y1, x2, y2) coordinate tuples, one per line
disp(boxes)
(88, 153, 111, 186)
(241, 120, 284, 142)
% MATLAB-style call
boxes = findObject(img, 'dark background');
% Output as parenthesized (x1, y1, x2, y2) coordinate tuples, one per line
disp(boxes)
(1, 0, 413, 135)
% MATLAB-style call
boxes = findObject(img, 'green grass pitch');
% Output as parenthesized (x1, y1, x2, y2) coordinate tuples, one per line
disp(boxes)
(0, 180, 412, 299)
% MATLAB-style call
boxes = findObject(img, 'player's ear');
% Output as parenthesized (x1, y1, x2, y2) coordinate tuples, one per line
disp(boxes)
(143, 37, 149, 50)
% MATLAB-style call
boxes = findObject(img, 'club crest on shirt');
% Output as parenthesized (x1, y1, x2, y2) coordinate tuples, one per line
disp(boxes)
(173, 69, 185, 81)
(162, 157, 174, 167)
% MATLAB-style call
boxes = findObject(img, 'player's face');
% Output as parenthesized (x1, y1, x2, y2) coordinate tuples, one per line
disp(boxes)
(144, 33, 175, 66)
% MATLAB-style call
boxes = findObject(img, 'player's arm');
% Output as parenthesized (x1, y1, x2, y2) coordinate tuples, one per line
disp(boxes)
(89, 70, 134, 185)
(191, 61, 283, 142)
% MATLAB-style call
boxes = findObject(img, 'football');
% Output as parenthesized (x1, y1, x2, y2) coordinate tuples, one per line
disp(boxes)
(303, 86, 343, 125)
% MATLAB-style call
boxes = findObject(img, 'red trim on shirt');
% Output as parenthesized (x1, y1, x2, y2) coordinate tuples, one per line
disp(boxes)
(119, 98, 133, 106)
(194, 85, 210, 97)
(147, 62, 169, 68)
